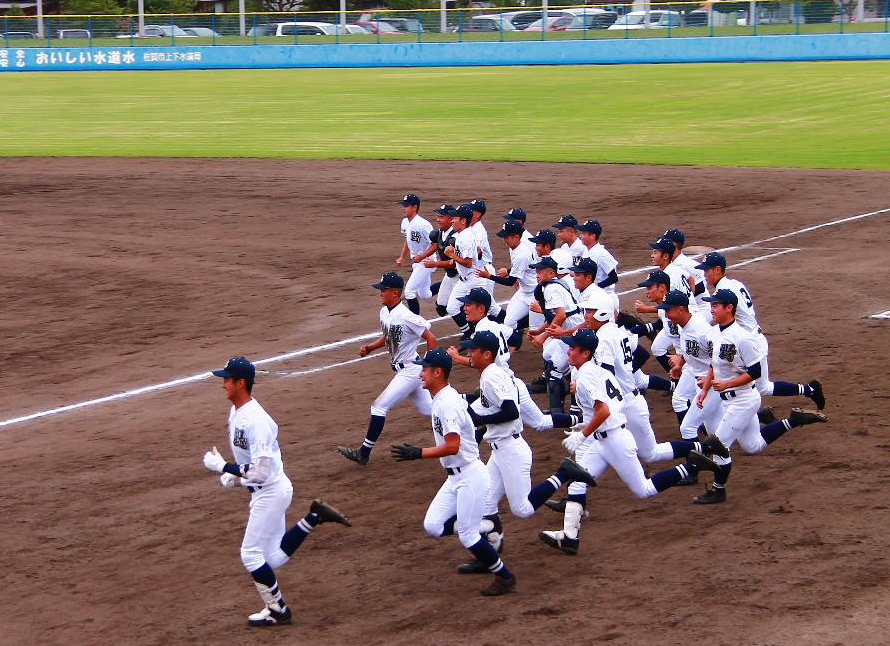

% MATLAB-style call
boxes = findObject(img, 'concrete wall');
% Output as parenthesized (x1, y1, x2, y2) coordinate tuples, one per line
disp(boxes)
(2, 33, 889, 72)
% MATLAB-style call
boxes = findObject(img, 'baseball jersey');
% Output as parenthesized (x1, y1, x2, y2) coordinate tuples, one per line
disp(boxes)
(664, 261, 698, 312)
(228, 398, 284, 486)
(593, 321, 636, 395)
(678, 312, 715, 378)
(583, 243, 619, 294)
(561, 238, 586, 267)
(401, 215, 434, 259)
(710, 321, 764, 392)
(714, 276, 760, 334)
(454, 228, 482, 279)
(574, 360, 627, 432)
(380, 302, 430, 365)
(430, 227, 458, 278)
(472, 221, 494, 265)
(521, 229, 535, 249)
(509, 242, 537, 294)
(430, 384, 480, 469)
(540, 280, 584, 328)
(657, 307, 682, 350)
(473, 363, 522, 442)
(473, 317, 513, 370)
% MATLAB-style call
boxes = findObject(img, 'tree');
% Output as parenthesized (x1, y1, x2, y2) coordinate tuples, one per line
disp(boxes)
(801, 0, 838, 22)
(125, 0, 197, 13)
(6, 3, 27, 15)
(61, 0, 125, 14)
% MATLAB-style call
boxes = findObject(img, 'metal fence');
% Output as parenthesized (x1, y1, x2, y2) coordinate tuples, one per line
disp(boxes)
(2, 1, 889, 48)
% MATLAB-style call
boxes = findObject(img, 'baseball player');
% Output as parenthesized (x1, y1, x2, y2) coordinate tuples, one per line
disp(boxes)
(540, 330, 721, 555)
(469, 199, 504, 322)
(458, 331, 598, 569)
(395, 193, 435, 316)
(692, 289, 828, 504)
(553, 214, 586, 267)
(475, 219, 537, 334)
(389, 348, 516, 596)
(413, 204, 458, 318)
(695, 252, 825, 409)
(527, 256, 584, 414)
(502, 207, 535, 248)
(662, 228, 710, 318)
(445, 204, 490, 337)
(201, 356, 351, 626)
(525, 229, 558, 394)
(578, 219, 619, 293)
(338, 272, 437, 466)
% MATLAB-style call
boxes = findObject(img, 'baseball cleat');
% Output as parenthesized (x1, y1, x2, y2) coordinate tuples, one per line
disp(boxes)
(457, 559, 489, 575)
(789, 407, 828, 427)
(807, 380, 825, 410)
(248, 606, 292, 627)
(558, 458, 597, 488)
(699, 435, 730, 459)
(539, 530, 579, 555)
(757, 406, 778, 425)
(337, 446, 368, 466)
(687, 450, 720, 475)
(480, 574, 516, 596)
(693, 487, 727, 505)
(310, 499, 352, 527)
(526, 376, 547, 394)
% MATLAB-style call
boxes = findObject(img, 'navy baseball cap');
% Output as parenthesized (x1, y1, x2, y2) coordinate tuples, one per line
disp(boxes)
(530, 256, 559, 272)
(496, 220, 525, 238)
(703, 288, 738, 307)
(413, 348, 452, 371)
(657, 289, 690, 310)
(457, 287, 492, 308)
(503, 208, 526, 222)
(561, 328, 599, 353)
(648, 237, 676, 255)
(663, 228, 685, 245)
(212, 356, 255, 380)
(398, 193, 420, 207)
(528, 229, 557, 247)
(638, 270, 671, 288)
(469, 198, 486, 214)
(434, 203, 457, 216)
(459, 330, 500, 355)
(569, 257, 598, 275)
(577, 220, 602, 235)
(453, 203, 474, 221)
(371, 271, 404, 290)
(553, 214, 578, 230)
(695, 252, 726, 270)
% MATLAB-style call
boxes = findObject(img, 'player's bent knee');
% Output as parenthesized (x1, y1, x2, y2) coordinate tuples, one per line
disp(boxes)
(240, 547, 267, 572)
(567, 481, 588, 497)
(508, 501, 535, 519)
(423, 518, 444, 538)
(632, 480, 659, 499)
(370, 405, 389, 417)
(457, 528, 483, 548)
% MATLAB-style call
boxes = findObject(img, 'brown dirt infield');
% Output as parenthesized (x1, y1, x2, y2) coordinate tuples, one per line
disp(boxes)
(2, 158, 889, 646)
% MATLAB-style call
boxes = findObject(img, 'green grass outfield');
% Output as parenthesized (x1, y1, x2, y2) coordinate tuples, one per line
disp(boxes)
(2, 61, 889, 168)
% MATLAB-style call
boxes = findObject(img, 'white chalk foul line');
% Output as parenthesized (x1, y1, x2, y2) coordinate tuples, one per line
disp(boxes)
(2, 207, 886, 429)
(868, 310, 890, 320)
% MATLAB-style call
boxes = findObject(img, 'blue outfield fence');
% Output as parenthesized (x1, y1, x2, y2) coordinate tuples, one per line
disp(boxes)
(2, 33, 890, 71)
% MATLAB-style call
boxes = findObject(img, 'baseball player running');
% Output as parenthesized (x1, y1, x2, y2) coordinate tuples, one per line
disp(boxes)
(475, 219, 537, 334)
(662, 228, 710, 319)
(338, 272, 437, 466)
(540, 330, 721, 555)
(413, 204, 458, 318)
(201, 356, 351, 626)
(469, 199, 504, 322)
(445, 204, 489, 338)
(389, 348, 516, 596)
(578, 220, 619, 293)
(553, 214, 586, 267)
(502, 207, 535, 248)
(458, 331, 598, 569)
(692, 289, 828, 504)
(395, 193, 435, 316)
(696, 252, 825, 410)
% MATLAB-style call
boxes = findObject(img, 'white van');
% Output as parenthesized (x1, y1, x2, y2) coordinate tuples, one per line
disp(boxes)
(607, 10, 682, 29)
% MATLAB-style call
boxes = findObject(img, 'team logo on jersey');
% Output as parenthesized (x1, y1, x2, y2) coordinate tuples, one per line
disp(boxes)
(706, 340, 714, 357)
(410, 231, 423, 243)
(685, 339, 701, 357)
(668, 321, 680, 336)
(433, 416, 443, 436)
(387, 325, 403, 344)
(479, 393, 490, 408)
(718, 343, 737, 362)
(233, 428, 248, 450)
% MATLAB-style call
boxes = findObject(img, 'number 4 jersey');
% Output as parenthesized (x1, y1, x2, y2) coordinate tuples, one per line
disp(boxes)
(575, 360, 627, 432)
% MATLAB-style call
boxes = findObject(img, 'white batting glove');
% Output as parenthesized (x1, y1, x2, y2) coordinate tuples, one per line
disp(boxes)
(219, 473, 239, 487)
(562, 430, 585, 454)
(203, 446, 226, 473)
(569, 421, 587, 434)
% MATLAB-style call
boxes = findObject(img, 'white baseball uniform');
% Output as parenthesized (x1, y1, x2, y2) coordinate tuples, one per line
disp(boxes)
(583, 242, 619, 294)
(539, 280, 584, 378)
(672, 251, 710, 317)
(401, 214, 435, 301)
(677, 312, 723, 440)
(431, 226, 458, 309)
(472, 220, 501, 316)
(503, 241, 537, 329)
(446, 227, 489, 317)
(561, 238, 586, 268)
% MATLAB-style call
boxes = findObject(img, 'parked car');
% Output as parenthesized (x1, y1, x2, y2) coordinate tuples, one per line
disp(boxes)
(340, 24, 370, 35)
(684, 10, 709, 27)
(273, 22, 344, 36)
(247, 24, 278, 36)
(523, 15, 577, 31)
(499, 10, 570, 30)
(561, 8, 618, 29)
(353, 20, 400, 34)
(374, 17, 424, 33)
(183, 27, 221, 37)
(451, 14, 517, 32)
(58, 29, 91, 38)
(116, 24, 195, 38)
(607, 10, 682, 29)
(1, 31, 36, 39)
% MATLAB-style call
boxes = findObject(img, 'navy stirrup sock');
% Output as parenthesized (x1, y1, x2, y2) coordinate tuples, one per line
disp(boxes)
(406, 298, 420, 315)
(772, 381, 808, 396)
(468, 538, 512, 579)
(761, 418, 792, 444)
(361, 415, 386, 457)
(280, 512, 320, 556)
(647, 374, 672, 392)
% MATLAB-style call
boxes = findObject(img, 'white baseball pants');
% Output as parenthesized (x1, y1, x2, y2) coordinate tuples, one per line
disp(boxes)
(370, 363, 432, 417)
(623, 393, 676, 463)
(240, 476, 294, 572)
(435, 274, 458, 308)
(679, 386, 723, 439)
(483, 435, 535, 518)
(712, 386, 765, 466)
(504, 289, 534, 329)
(568, 426, 660, 499)
(671, 365, 697, 413)
(423, 459, 490, 548)
(405, 263, 435, 301)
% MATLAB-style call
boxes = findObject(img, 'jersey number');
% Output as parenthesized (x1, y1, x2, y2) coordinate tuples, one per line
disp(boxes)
(620, 338, 633, 365)
(740, 287, 753, 308)
(605, 380, 623, 401)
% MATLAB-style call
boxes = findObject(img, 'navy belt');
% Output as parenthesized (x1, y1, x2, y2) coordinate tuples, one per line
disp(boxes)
(246, 485, 263, 493)
(489, 433, 521, 450)
(631, 388, 640, 397)
(392, 356, 420, 372)
(594, 424, 625, 441)
(720, 384, 755, 401)
(458, 275, 469, 282)
(445, 466, 462, 475)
